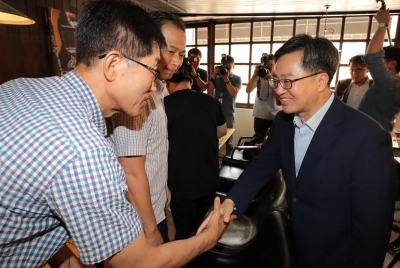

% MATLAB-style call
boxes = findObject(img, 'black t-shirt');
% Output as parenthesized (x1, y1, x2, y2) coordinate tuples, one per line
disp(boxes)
(191, 68, 208, 92)
(164, 89, 226, 200)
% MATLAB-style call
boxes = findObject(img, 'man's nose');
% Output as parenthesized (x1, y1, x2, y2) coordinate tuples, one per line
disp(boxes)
(273, 83, 286, 95)
(172, 53, 182, 67)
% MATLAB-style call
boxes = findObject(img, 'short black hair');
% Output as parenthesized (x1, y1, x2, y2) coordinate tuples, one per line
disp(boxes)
(188, 48, 202, 58)
(169, 65, 192, 83)
(384, 46, 400, 73)
(275, 34, 339, 85)
(349, 55, 366, 66)
(76, 0, 166, 67)
(149, 11, 186, 32)
(225, 55, 234, 63)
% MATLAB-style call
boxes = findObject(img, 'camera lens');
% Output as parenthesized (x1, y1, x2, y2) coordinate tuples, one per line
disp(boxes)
(257, 67, 267, 77)
(220, 66, 228, 75)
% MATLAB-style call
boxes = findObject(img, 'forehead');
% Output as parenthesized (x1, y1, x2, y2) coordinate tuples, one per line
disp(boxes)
(161, 23, 186, 50)
(275, 51, 303, 76)
(349, 62, 366, 68)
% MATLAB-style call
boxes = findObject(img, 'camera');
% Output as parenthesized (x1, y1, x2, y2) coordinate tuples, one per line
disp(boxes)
(257, 53, 270, 77)
(182, 56, 197, 66)
(217, 54, 230, 75)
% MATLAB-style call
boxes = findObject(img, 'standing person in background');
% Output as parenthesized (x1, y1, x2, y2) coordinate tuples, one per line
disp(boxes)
(107, 10, 187, 246)
(358, 8, 400, 132)
(246, 53, 281, 145)
(335, 55, 373, 109)
(0, 1, 227, 267)
(187, 48, 208, 92)
(165, 66, 227, 240)
(208, 55, 242, 156)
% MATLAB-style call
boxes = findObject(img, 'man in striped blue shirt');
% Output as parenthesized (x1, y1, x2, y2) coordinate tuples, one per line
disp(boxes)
(0, 1, 226, 267)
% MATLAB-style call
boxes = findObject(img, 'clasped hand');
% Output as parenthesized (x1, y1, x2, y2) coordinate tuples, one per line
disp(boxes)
(196, 198, 237, 235)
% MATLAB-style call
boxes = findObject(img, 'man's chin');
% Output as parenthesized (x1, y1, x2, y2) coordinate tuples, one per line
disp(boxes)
(161, 70, 175, 80)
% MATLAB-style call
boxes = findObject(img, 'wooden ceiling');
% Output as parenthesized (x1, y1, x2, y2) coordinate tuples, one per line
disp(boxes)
(132, 0, 400, 22)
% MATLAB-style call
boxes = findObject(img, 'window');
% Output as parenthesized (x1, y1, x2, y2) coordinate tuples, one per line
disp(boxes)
(253, 21, 271, 41)
(251, 44, 271, 63)
(197, 27, 208, 45)
(215, 24, 229, 43)
(344, 17, 369, 39)
(340, 42, 367, 64)
(232, 23, 251, 42)
(185, 27, 209, 76)
(273, 20, 294, 41)
(319, 17, 342, 40)
(296, 19, 317, 37)
(186, 13, 398, 107)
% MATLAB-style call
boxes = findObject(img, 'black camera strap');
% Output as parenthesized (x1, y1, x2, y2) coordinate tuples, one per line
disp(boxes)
(257, 77, 268, 101)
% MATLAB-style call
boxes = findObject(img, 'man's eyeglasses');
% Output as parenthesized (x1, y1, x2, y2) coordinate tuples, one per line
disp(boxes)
(98, 53, 160, 81)
(349, 68, 366, 74)
(268, 72, 322, 90)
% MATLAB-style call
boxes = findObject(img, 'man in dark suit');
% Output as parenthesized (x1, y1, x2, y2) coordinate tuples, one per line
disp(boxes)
(199, 34, 395, 267)
(335, 54, 373, 109)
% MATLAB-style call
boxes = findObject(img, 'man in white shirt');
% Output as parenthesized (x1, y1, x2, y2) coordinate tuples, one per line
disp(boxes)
(246, 53, 281, 144)
(335, 55, 373, 109)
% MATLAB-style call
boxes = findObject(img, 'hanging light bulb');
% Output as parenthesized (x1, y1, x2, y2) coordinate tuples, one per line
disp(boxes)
(0, 1, 35, 25)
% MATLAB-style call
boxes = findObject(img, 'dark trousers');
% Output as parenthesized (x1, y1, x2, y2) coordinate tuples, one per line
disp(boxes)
(251, 117, 273, 144)
(225, 115, 235, 156)
(157, 218, 170, 243)
(171, 193, 215, 240)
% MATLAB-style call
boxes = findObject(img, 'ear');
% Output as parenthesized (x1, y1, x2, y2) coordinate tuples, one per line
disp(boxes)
(317, 73, 330, 92)
(388, 60, 397, 72)
(190, 79, 194, 87)
(100, 51, 124, 82)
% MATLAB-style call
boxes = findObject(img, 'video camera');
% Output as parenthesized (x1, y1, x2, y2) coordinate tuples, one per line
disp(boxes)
(257, 53, 270, 77)
(182, 56, 198, 66)
(217, 54, 231, 75)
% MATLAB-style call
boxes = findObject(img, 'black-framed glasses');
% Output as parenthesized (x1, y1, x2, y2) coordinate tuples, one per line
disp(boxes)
(348, 68, 366, 74)
(268, 72, 322, 90)
(98, 53, 160, 81)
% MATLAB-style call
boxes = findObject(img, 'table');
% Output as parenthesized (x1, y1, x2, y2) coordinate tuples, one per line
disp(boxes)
(219, 128, 235, 149)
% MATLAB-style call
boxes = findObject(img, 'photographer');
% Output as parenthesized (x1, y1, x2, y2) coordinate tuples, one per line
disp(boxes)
(208, 55, 242, 156)
(246, 53, 281, 145)
(187, 48, 208, 92)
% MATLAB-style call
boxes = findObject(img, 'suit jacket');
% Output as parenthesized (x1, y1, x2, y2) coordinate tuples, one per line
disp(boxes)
(335, 78, 374, 103)
(228, 96, 394, 268)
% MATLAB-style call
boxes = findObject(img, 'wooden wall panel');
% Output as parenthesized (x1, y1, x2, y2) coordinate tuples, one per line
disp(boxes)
(0, 24, 15, 83)
(0, 0, 94, 84)
(0, 0, 84, 84)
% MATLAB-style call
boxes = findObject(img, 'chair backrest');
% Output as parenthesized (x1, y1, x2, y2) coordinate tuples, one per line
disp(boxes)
(218, 156, 248, 194)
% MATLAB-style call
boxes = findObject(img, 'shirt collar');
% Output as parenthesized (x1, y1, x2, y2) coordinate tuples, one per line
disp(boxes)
(293, 93, 334, 131)
(63, 71, 107, 136)
(351, 77, 370, 87)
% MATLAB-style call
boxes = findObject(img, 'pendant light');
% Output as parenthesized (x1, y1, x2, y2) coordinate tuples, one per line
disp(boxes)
(0, 1, 35, 25)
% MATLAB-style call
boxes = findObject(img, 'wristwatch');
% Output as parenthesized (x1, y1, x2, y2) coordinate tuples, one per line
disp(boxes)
(379, 22, 388, 28)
